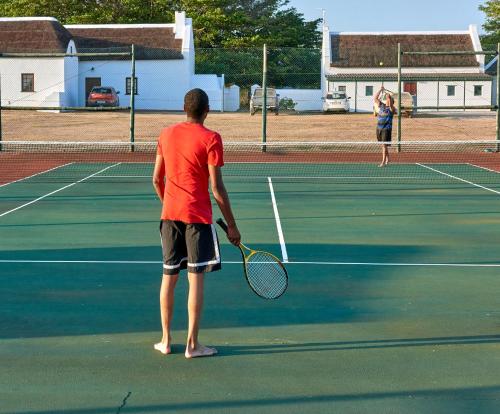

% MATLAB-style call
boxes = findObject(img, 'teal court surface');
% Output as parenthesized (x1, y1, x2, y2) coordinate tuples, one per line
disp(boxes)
(1, 143, 500, 414)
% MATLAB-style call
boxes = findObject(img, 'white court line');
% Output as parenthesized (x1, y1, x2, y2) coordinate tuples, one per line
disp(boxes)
(0, 162, 74, 188)
(466, 163, 500, 174)
(0, 163, 121, 218)
(268, 177, 289, 263)
(0, 259, 499, 267)
(416, 163, 500, 195)
(92, 175, 423, 180)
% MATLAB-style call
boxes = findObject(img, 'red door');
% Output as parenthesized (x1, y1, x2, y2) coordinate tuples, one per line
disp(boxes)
(404, 82, 417, 95)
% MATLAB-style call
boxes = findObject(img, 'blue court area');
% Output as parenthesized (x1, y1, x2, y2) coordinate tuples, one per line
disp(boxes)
(1, 160, 500, 413)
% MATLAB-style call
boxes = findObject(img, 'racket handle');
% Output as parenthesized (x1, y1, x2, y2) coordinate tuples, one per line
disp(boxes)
(216, 218, 228, 233)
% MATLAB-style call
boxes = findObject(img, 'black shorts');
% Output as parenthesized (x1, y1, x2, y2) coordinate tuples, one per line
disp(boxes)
(376, 128, 392, 143)
(159, 220, 221, 275)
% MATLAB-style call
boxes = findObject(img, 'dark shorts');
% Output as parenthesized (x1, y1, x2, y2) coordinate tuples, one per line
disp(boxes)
(376, 128, 392, 143)
(159, 220, 221, 276)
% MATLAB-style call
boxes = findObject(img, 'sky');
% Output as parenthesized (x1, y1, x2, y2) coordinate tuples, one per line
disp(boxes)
(287, 0, 486, 33)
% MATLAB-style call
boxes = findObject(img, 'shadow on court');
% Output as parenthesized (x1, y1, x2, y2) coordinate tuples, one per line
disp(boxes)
(0, 243, 431, 339)
(214, 334, 500, 356)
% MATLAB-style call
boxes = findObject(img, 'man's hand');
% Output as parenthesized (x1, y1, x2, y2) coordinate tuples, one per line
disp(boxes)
(227, 224, 241, 246)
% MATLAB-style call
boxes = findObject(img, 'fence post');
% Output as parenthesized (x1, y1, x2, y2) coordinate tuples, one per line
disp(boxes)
(463, 81, 466, 111)
(397, 43, 402, 152)
(262, 43, 268, 152)
(0, 72, 2, 151)
(130, 44, 136, 152)
(497, 43, 500, 151)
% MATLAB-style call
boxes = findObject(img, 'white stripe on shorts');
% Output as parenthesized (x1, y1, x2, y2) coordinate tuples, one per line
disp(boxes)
(163, 257, 188, 270)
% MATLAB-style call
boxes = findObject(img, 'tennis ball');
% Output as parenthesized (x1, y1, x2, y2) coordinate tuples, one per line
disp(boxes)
(379, 61, 384, 66)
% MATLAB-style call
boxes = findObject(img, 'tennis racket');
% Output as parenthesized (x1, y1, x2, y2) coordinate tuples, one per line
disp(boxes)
(216, 218, 288, 300)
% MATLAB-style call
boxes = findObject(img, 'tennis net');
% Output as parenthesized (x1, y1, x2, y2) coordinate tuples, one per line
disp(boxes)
(1, 140, 499, 187)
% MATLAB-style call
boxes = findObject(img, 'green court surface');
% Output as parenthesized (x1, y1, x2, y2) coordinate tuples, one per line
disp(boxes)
(1, 161, 500, 414)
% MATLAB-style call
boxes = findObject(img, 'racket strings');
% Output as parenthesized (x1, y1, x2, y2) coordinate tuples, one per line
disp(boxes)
(245, 252, 288, 299)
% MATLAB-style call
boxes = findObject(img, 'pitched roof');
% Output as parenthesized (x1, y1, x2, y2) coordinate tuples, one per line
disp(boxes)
(66, 26, 184, 60)
(331, 32, 479, 68)
(0, 17, 72, 53)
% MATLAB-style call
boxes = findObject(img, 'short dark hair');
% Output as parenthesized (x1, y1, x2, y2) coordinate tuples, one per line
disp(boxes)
(184, 88, 209, 118)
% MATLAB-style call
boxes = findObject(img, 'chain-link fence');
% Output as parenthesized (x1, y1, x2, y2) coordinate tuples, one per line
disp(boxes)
(0, 45, 498, 145)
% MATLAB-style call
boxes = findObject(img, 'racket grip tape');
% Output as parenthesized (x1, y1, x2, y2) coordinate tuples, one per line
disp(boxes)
(216, 218, 229, 233)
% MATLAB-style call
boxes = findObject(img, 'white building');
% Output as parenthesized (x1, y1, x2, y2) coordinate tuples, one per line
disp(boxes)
(0, 13, 239, 111)
(321, 22, 492, 112)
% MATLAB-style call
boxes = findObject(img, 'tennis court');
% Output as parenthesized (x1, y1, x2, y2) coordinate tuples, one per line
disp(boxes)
(1, 141, 500, 413)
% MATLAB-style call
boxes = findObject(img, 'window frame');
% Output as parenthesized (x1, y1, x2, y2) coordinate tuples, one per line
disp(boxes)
(125, 77, 138, 95)
(21, 73, 34, 93)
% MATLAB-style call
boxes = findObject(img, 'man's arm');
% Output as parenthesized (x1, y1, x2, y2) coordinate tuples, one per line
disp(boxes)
(209, 164, 241, 246)
(152, 154, 165, 203)
(374, 87, 384, 105)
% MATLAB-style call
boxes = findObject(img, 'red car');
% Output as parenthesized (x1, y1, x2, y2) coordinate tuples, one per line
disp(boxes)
(87, 86, 120, 107)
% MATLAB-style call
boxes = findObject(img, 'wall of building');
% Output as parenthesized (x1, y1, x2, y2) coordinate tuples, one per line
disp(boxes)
(0, 57, 66, 107)
(63, 41, 79, 107)
(78, 59, 192, 110)
(276, 89, 323, 111)
(328, 80, 492, 112)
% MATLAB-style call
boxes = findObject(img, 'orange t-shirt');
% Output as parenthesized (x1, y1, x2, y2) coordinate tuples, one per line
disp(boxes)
(157, 122, 224, 224)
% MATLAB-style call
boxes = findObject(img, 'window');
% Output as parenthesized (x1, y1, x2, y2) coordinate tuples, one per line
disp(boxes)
(365, 86, 373, 96)
(338, 85, 346, 92)
(474, 85, 483, 96)
(447, 85, 456, 96)
(21, 73, 34, 92)
(126, 77, 138, 95)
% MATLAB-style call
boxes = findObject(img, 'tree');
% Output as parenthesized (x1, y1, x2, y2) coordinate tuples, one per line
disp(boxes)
(479, 0, 500, 51)
(0, 0, 320, 47)
(0, 0, 322, 89)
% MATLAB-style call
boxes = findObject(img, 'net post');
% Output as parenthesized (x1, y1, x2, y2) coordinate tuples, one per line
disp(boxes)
(497, 43, 500, 152)
(129, 44, 136, 152)
(262, 43, 268, 152)
(397, 43, 402, 153)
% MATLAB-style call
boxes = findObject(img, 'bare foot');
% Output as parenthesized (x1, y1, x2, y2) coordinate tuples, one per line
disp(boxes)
(185, 344, 217, 359)
(154, 342, 171, 355)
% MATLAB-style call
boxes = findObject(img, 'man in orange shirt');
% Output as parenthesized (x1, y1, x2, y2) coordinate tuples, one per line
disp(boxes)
(152, 88, 241, 358)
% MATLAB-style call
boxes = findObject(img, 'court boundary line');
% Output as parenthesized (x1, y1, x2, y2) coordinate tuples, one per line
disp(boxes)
(0, 259, 498, 267)
(416, 163, 500, 195)
(0, 162, 74, 188)
(467, 163, 500, 174)
(268, 177, 288, 262)
(0, 163, 122, 218)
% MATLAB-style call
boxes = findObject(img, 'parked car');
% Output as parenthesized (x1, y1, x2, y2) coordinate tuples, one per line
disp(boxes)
(322, 91, 350, 113)
(87, 86, 120, 107)
(250, 87, 279, 115)
(373, 91, 414, 117)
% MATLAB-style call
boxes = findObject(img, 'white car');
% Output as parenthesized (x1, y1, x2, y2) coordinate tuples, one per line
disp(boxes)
(322, 92, 350, 113)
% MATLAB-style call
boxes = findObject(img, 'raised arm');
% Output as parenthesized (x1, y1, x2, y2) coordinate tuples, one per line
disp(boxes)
(209, 164, 241, 246)
(152, 154, 165, 203)
(374, 86, 384, 105)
